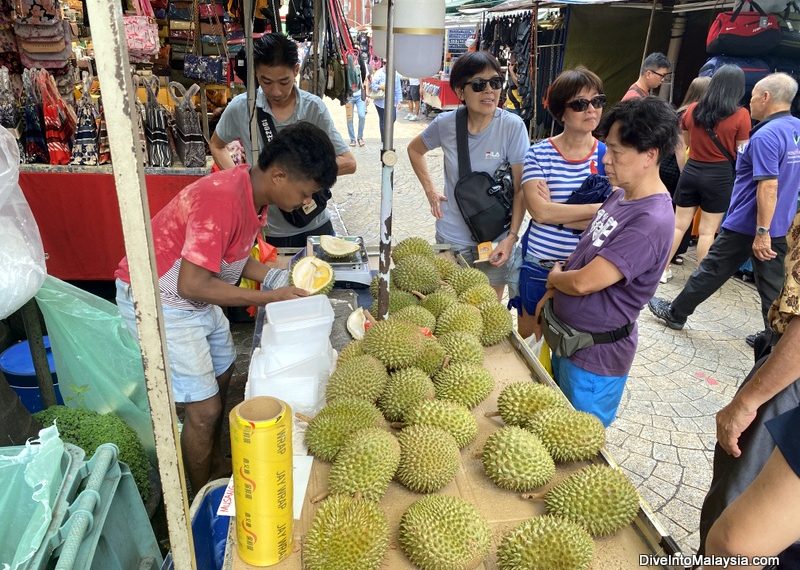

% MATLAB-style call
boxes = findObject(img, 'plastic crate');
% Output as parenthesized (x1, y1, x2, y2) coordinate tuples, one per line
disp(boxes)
(48, 444, 162, 570)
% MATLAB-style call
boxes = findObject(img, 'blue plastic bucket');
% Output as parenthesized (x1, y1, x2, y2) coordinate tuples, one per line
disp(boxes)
(0, 336, 64, 413)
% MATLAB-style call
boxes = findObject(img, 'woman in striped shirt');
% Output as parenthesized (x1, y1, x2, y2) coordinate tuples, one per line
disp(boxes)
(510, 67, 608, 338)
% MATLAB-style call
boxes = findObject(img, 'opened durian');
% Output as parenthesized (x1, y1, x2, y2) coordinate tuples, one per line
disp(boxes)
(290, 256, 334, 295)
(319, 235, 360, 259)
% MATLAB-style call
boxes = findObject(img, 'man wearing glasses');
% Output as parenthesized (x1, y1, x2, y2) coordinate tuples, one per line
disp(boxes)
(622, 52, 672, 101)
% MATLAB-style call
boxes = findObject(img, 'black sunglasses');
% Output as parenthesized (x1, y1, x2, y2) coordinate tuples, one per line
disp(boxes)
(467, 76, 503, 92)
(566, 95, 607, 112)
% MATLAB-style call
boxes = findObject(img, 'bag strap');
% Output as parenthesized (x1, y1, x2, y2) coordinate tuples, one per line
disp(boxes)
(785, 1, 800, 17)
(704, 125, 736, 166)
(732, 0, 767, 20)
(455, 106, 472, 179)
(255, 106, 278, 148)
(168, 81, 200, 109)
(596, 141, 606, 176)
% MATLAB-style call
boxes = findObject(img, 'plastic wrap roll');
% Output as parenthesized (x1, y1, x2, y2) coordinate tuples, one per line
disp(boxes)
(229, 396, 293, 566)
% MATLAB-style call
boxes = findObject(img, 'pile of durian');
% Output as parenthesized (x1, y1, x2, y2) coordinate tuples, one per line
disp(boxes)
(298, 237, 641, 570)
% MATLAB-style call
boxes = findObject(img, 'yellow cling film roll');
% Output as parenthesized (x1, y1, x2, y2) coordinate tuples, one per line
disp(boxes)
(230, 396, 294, 566)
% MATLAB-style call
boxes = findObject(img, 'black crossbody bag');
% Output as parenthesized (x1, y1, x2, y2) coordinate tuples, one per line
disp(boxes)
(453, 107, 514, 243)
(256, 107, 332, 227)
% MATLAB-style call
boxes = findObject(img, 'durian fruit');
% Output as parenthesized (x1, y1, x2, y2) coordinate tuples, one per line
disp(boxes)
(544, 464, 640, 537)
(392, 255, 440, 295)
(328, 428, 400, 502)
(378, 367, 435, 422)
(419, 289, 457, 318)
(435, 303, 484, 337)
(304, 398, 384, 462)
(325, 354, 389, 403)
(496, 515, 594, 570)
(370, 289, 419, 315)
(320, 235, 360, 259)
(478, 302, 513, 346)
(392, 236, 435, 264)
(433, 362, 494, 409)
(396, 425, 461, 493)
(481, 426, 555, 492)
(458, 284, 498, 306)
(525, 408, 605, 463)
(303, 495, 390, 570)
(497, 382, 564, 427)
(414, 336, 446, 376)
(399, 495, 491, 570)
(289, 256, 334, 295)
(447, 267, 490, 295)
(405, 399, 478, 449)
(337, 339, 364, 363)
(432, 256, 460, 281)
(438, 332, 484, 366)
(362, 319, 425, 369)
(391, 305, 437, 330)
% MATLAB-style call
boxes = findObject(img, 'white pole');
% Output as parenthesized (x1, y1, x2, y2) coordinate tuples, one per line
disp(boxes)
(83, 1, 196, 568)
(245, 0, 259, 165)
(376, 0, 397, 319)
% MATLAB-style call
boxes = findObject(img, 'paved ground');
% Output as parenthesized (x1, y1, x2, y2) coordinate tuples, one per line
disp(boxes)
(289, 98, 764, 556)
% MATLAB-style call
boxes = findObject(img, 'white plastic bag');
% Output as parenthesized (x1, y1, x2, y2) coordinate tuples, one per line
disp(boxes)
(0, 126, 46, 319)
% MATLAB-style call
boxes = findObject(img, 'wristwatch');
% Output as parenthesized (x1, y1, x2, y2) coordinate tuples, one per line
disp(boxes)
(756, 226, 770, 236)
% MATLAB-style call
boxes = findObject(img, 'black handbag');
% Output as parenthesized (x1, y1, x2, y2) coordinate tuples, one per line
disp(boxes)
(452, 107, 513, 243)
(256, 107, 332, 227)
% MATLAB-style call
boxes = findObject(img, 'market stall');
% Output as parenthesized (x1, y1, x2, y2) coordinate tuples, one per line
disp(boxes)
(421, 74, 461, 111)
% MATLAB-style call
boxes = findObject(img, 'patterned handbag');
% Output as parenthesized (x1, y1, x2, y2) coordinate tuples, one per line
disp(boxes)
(21, 69, 48, 163)
(124, 0, 160, 62)
(140, 75, 171, 167)
(15, 0, 62, 25)
(0, 66, 18, 131)
(70, 72, 99, 166)
(35, 68, 75, 164)
(183, 3, 229, 84)
(168, 81, 206, 167)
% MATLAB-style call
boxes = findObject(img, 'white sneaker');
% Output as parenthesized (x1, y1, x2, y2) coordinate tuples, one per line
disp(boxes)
(409, 115, 418, 121)
(659, 268, 673, 284)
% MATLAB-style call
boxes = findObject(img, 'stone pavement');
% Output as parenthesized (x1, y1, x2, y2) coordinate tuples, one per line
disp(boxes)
(320, 97, 763, 556)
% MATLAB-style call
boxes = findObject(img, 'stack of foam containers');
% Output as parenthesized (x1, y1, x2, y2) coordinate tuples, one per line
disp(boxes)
(247, 295, 336, 418)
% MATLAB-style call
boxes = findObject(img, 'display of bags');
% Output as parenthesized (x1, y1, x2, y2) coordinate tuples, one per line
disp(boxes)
(452, 107, 513, 243)
(124, 0, 160, 62)
(70, 72, 99, 166)
(139, 75, 171, 167)
(699, 56, 770, 101)
(21, 69, 48, 163)
(168, 81, 205, 167)
(775, 1, 800, 57)
(706, 0, 781, 56)
(36, 68, 75, 164)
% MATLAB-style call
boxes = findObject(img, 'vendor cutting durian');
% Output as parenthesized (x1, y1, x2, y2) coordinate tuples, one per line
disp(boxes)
(114, 122, 338, 493)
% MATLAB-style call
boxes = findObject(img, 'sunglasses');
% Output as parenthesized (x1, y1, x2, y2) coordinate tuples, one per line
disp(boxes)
(467, 76, 503, 92)
(566, 95, 607, 112)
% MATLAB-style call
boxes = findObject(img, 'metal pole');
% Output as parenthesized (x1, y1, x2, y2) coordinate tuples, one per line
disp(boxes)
(376, 0, 396, 320)
(528, 2, 538, 141)
(663, 7, 687, 103)
(245, 0, 259, 165)
(83, 1, 196, 568)
(641, 0, 657, 67)
(20, 300, 57, 409)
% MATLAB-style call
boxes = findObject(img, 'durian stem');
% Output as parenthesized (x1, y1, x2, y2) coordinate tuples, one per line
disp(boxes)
(484, 411, 501, 418)
(520, 491, 546, 501)
(310, 491, 329, 504)
(296, 412, 314, 424)
(411, 290, 426, 300)
(362, 309, 378, 325)
(442, 355, 451, 368)
(389, 421, 405, 429)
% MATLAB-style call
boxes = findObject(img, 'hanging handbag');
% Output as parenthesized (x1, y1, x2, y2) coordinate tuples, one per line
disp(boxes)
(124, 0, 160, 62)
(21, 69, 48, 163)
(167, 81, 206, 167)
(70, 72, 99, 166)
(706, 0, 781, 56)
(774, 1, 800, 57)
(452, 107, 514, 243)
(198, 1, 224, 20)
(15, 0, 62, 25)
(35, 68, 75, 165)
(0, 66, 19, 132)
(139, 75, 171, 167)
(183, 1, 229, 84)
(255, 107, 332, 227)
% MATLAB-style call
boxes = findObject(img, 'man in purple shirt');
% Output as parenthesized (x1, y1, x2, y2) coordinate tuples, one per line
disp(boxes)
(533, 97, 677, 426)
(649, 74, 800, 342)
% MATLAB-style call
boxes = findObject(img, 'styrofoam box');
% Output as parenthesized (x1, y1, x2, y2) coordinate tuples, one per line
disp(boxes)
(262, 296, 335, 346)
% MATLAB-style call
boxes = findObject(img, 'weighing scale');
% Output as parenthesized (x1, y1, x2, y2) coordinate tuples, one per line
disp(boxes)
(302, 235, 372, 289)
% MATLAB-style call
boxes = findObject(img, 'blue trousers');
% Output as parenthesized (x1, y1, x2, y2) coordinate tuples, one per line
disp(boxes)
(346, 91, 366, 142)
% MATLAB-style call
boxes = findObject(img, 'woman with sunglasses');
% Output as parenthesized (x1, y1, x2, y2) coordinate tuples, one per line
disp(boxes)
(665, 65, 750, 280)
(510, 67, 609, 338)
(407, 51, 529, 298)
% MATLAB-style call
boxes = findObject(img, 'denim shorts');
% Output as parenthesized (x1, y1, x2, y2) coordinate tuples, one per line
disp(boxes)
(551, 355, 628, 427)
(115, 279, 236, 403)
(437, 233, 519, 290)
(508, 254, 550, 316)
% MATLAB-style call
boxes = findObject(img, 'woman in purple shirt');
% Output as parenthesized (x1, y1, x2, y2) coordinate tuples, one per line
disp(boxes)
(533, 97, 678, 426)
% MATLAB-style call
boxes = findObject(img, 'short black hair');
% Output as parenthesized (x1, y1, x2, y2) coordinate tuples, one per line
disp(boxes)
(545, 66, 604, 123)
(641, 52, 671, 74)
(449, 51, 502, 93)
(597, 97, 680, 165)
(253, 33, 299, 68)
(257, 122, 338, 189)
